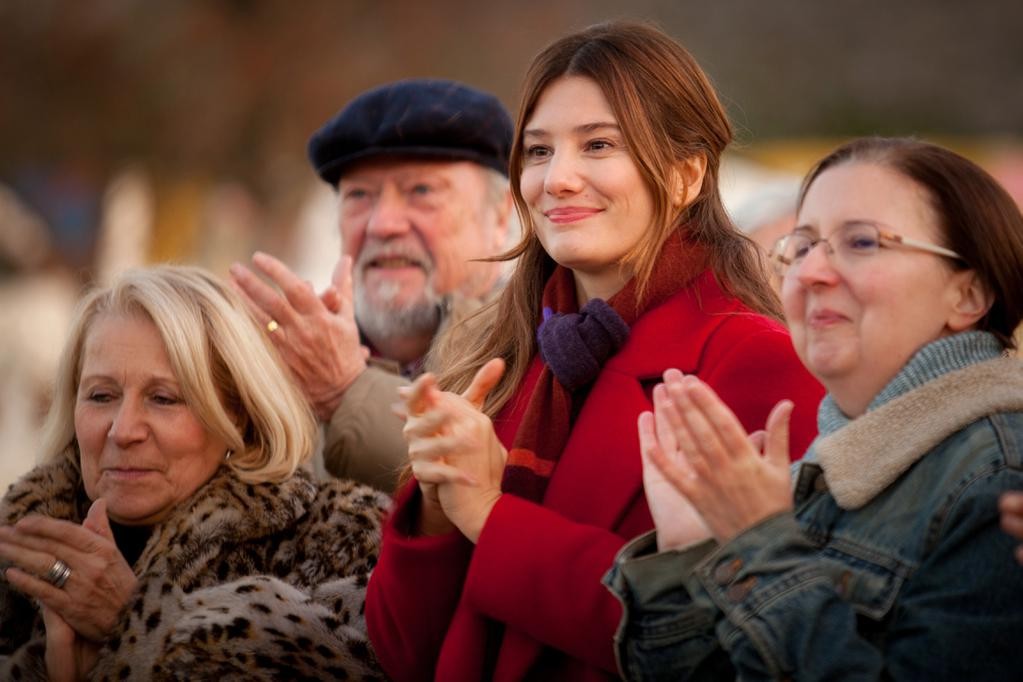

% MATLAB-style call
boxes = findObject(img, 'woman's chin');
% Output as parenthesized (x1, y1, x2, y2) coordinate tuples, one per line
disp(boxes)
(102, 495, 169, 527)
(805, 345, 857, 386)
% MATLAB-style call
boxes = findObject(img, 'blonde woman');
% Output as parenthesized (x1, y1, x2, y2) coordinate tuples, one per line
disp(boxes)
(0, 265, 388, 680)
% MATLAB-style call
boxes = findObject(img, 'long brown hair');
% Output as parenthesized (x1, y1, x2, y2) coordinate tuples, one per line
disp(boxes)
(429, 20, 780, 415)
(799, 137, 1023, 349)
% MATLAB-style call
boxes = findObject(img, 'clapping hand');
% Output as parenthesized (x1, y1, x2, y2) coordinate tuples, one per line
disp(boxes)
(41, 604, 99, 682)
(639, 376, 712, 551)
(401, 359, 508, 542)
(641, 369, 794, 545)
(0, 499, 136, 679)
(230, 252, 369, 421)
(0, 498, 137, 640)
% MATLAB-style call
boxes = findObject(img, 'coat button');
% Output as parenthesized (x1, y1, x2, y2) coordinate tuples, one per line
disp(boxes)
(726, 576, 758, 603)
(712, 557, 743, 585)
(835, 570, 853, 597)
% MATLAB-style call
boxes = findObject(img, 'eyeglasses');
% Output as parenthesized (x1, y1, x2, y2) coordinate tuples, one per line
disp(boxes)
(769, 222, 963, 276)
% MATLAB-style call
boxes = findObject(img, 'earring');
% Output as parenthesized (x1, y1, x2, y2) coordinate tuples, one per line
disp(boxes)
(224, 449, 234, 461)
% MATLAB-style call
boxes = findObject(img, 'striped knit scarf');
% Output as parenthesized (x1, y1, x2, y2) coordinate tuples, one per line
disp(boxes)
(500, 230, 708, 502)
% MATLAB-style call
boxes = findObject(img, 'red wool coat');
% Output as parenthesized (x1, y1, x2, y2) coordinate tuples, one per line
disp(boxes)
(366, 271, 824, 681)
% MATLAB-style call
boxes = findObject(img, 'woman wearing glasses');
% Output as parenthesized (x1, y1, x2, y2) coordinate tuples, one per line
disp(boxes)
(606, 137, 1023, 681)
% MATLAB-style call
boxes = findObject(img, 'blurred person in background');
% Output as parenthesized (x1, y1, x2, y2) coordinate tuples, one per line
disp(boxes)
(607, 137, 1023, 681)
(0, 185, 78, 492)
(730, 174, 799, 252)
(729, 177, 801, 295)
(231, 79, 516, 492)
(366, 21, 823, 681)
(0, 266, 388, 680)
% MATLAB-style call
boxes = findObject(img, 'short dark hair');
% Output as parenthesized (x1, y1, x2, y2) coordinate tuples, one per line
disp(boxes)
(800, 137, 1023, 349)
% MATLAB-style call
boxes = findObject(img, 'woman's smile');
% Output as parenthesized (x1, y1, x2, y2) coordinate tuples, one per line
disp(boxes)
(520, 75, 656, 302)
(543, 206, 604, 224)
(101, 467, 160, 481)
(806, 307, 848, 329)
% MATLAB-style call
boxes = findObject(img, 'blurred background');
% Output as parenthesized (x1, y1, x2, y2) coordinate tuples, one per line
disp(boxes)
(2, 0, 1022, 489)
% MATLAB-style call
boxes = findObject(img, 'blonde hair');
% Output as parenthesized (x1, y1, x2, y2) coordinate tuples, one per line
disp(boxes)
(40, 265, 316, 484)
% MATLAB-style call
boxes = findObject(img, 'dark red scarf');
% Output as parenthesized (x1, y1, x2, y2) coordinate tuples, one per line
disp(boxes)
(501, 231, 709, 501)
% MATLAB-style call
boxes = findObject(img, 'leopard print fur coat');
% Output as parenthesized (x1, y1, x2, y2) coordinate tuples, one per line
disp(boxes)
(0, 457, 391, 680)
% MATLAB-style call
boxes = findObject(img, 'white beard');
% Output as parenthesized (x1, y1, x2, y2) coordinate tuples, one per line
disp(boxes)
(354, 277, 443, 345)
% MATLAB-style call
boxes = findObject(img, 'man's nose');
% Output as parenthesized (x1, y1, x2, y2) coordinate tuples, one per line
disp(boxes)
(366, 185, 412, 238)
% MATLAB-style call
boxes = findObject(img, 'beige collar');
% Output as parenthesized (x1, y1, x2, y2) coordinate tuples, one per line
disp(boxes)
(815, 357, 1023, 510)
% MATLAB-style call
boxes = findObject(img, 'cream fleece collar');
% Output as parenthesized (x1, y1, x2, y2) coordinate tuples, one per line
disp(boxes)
(813, 357, 1023, 510)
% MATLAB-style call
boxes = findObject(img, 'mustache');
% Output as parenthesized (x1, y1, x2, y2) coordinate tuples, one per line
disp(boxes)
(355, 237, 434, 272)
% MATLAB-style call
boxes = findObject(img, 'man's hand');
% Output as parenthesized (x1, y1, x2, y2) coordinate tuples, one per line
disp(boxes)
(230, 252, 367, 420)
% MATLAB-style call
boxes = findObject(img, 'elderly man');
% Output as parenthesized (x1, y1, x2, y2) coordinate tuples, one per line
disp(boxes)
(231, 79, 514, 491)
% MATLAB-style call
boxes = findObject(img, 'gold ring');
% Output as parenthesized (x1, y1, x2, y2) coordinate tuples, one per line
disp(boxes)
(266, 320, 280, 333)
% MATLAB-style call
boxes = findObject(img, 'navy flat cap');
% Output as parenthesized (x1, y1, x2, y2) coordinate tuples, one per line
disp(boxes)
(308, 79, 513, 186)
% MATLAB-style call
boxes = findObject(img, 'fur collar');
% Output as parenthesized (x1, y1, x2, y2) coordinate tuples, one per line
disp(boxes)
(815, 357, 1023, 510)
(0, 457, 83, 525)
(1, 459, 317, 572)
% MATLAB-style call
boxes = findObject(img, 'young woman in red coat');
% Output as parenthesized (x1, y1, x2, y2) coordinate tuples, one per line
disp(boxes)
(366, 20, 825, 681)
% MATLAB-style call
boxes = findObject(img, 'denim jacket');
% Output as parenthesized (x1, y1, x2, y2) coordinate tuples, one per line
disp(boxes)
(605, 338, 1023, 681)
